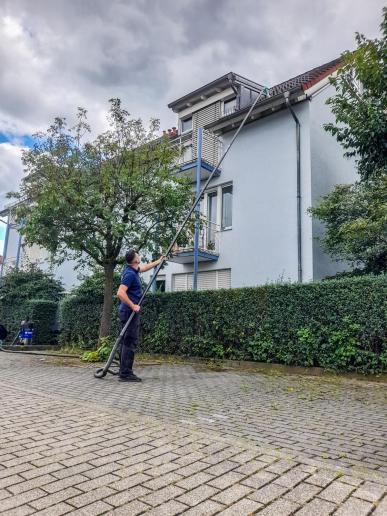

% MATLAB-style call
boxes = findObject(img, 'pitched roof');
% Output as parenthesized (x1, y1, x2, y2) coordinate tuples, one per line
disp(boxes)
(168, 72, 264, 112)
(267, 57, 342, 97)
(204, 57, 343, 134)
(168, 57, 342, 116)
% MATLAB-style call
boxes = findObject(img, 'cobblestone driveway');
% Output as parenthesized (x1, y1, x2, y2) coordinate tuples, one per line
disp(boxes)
(0, 353, 386, 515)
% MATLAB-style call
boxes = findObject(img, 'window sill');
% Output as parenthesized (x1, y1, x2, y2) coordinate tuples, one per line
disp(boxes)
(220, 227, 232, 232)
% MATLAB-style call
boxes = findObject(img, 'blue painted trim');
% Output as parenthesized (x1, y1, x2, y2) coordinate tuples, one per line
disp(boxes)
(193, 128, 202, 290)
(179, 159, 221, 176)
(173, 250, 219, 261)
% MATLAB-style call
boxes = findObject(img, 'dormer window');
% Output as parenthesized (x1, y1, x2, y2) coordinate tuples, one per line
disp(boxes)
(181, 116, 192, 133)
(223, 97, 237, 116)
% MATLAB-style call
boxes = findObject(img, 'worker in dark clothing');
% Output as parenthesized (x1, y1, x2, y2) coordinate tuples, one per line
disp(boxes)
(116, 249, 165, 382)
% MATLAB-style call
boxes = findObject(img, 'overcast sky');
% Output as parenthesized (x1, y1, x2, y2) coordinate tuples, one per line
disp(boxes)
(0, 0, 384, 245)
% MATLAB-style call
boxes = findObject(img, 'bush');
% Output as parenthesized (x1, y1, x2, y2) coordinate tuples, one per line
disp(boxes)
(81, 337, 113, 362)
(0, 266, 63, 344)
(60, 274, 387, 373)
(59, 271, 121, 347)
(27, 299, 58, 345)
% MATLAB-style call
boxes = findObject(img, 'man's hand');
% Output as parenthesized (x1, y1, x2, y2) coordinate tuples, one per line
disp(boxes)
(158, 255, 167, 264)
(132, 305, 141, 313)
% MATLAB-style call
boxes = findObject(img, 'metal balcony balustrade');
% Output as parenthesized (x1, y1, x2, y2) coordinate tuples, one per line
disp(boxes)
(169, 219, 220, 263)
(173, 129, 223, 182)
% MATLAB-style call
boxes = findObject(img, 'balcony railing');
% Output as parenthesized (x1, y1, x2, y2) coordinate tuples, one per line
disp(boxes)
(172, 219, 220, 257)
(175, 130, 223, 169)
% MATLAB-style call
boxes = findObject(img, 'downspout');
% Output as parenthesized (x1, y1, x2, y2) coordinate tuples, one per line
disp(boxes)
(284, 91, 302, 283)
(193, 128, 203, 290)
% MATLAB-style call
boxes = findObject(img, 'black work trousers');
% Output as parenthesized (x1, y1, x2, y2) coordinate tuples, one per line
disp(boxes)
(119, 311, 140, 378)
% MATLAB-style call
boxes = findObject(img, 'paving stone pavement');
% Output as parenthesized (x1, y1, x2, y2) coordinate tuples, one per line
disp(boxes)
(0, 353, 386, 515)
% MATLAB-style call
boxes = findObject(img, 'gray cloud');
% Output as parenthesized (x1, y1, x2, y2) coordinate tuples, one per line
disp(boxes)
(0, 0, 385, 207)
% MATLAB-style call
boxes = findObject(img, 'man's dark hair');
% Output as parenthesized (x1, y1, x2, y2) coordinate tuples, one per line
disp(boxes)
(125, 249, 138, 264)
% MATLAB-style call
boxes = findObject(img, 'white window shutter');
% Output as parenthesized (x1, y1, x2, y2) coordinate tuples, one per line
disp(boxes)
(217, 269, 231, 289)
(198, 271, 217, 291)
(172, 273, 188, 292)
(172, 269, 231, 292)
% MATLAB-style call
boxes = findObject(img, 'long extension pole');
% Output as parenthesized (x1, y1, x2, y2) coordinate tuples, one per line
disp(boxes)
(94, 86, 269, 379)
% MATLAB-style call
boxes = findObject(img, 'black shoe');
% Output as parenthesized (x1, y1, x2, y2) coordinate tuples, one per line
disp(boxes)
(119, 373, 142, 382)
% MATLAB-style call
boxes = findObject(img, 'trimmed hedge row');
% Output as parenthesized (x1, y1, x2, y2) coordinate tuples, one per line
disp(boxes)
(0, 298, 58, 345)
(59, 271, 121, 347)
(0, 267, 63, 345)
(60, 275, 387, 373)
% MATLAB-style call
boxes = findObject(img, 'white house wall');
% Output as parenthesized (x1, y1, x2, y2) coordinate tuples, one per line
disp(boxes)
(162, 101, 314, 290)
(1, 215, 80, 290)
(309, 84, 358, 279)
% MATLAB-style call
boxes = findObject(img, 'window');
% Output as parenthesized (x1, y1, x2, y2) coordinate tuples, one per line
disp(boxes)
(155, 278, 166, 292)
(207, 192, 217, 244)
(223, 97, 237, 115)
(181, 117, 192, 133)
(204, 183, 233, 233)
(221, 185, 233, 229)
(172, 269, 231, 292)
(182, 144, 192, 163)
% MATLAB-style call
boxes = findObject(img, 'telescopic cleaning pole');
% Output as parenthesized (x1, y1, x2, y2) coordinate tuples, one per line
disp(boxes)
(94, 86, 269, 379)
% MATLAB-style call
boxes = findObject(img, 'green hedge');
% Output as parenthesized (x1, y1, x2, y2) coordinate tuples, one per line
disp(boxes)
(0, 267, 63, 345)
(60, 275, 387, 373)
(28, 299, 59, 345)
(59, 271, 121, 347)
(0, 298, 58, 345)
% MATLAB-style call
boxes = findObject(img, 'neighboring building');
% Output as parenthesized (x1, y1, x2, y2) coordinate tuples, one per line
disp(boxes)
(1, 58, 357, 291)
(160, 58, 356, 292)
(0, 202, 79, 289)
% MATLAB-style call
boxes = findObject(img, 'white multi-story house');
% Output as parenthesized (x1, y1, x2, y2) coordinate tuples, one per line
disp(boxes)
(1, 58, 357, 291)
(158, 58, 356, 292)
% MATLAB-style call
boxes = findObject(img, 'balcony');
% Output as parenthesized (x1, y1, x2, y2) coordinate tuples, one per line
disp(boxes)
(169, 220, 220, 264)
(175, 130, 222, 183)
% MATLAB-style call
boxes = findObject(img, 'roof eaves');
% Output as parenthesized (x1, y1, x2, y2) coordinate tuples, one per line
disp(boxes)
(204, 87, 304, 133)
(168, 72, 234, 110)
(301, 62, 341, 91)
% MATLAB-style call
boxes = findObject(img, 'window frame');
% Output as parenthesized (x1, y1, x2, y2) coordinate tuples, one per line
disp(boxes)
(203, 182, 233, 232)
(180, 116, 193, 134)
(222, 96, 237, 116)
(221, 184, 233, 230)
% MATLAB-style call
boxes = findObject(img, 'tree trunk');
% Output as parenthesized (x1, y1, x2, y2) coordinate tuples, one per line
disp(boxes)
(99, 263, 115, 339)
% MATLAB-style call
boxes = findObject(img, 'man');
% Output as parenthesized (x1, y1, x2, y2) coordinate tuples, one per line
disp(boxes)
(116, 249, 165, 382)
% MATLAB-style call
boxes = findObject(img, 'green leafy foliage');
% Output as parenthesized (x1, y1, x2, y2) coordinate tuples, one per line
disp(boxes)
(309, 175, 387, 273)
(310, 10, 387, 275)
(0, 266, 63, 344)
(0, 265, 63, 302)
(81, 337, 113, 362)
(60, 275, 387, 374)
(325, 8, 387, 181)
(59, 271, 121, 348)
(27, 299, 59, 345)
(9, 99, 193, 337)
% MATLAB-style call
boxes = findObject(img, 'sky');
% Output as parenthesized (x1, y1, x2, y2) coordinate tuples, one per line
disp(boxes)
(0, 0, 385, 251)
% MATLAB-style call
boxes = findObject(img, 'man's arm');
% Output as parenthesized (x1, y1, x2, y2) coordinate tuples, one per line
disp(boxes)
(139, 256, 165, 273)
(117, 285, 140, 312)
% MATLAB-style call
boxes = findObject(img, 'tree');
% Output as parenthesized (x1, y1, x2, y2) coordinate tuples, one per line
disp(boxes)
(0, 264, 63, 303)
(324, 7, 387, 182)
(311, 175, 387, 274)
(310, 9, 387, 274)
(10, 99, 193, 337)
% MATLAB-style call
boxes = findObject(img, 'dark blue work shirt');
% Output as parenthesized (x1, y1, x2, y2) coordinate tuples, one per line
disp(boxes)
(119, 265, 142, 314)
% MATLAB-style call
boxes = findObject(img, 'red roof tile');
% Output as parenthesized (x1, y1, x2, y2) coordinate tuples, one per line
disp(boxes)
(268, 57, 342, 97)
